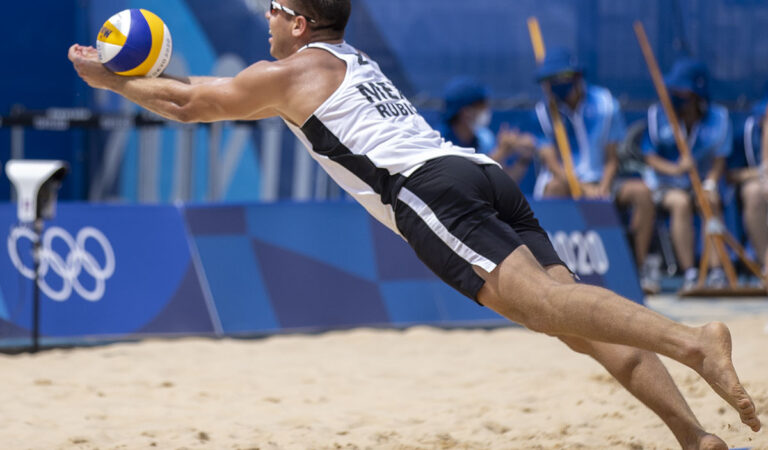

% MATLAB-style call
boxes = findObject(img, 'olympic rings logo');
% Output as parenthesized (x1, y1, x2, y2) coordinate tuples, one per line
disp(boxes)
(7, 226, 116, 302)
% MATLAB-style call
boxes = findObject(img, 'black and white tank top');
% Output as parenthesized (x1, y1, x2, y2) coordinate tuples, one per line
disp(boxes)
(284, 41, 497, 235)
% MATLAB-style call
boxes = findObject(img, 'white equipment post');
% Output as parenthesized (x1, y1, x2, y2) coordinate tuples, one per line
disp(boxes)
(5, 160, 68, 352)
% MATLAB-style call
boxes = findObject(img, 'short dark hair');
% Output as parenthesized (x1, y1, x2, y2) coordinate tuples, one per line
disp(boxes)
(293, 0, 351, 33)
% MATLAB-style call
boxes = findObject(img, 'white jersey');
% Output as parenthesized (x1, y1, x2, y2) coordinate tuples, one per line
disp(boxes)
(283, 41, 497, 235)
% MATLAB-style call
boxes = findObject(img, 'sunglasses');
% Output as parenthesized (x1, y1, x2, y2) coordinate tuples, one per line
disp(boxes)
(270, 0, 317, 24)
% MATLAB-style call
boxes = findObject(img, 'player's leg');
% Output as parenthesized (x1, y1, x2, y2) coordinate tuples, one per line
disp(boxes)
(547, 265, 727, 449)
(395, 158, 759, 432)
(481, 164, 759, 432)
(475, 246, 760, 432)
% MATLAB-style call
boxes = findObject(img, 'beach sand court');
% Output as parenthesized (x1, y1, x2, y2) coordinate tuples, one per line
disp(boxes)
(0, 315, 766, 449)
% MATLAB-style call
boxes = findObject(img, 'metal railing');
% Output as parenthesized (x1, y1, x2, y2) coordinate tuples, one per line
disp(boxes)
(1, 108, 342, 203)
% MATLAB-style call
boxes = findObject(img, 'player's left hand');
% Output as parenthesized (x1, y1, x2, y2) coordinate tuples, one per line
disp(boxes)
(68, 44, 114, 90)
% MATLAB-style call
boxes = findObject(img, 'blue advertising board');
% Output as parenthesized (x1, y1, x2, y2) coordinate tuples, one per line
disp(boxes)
(184, 200, 643, 336)
(0, 199, 641, 347)
(533, 200, 644, 302)
(0, 204, 215, 347)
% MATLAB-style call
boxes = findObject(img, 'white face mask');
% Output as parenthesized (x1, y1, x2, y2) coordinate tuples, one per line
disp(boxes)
(472, 108, 492, 130)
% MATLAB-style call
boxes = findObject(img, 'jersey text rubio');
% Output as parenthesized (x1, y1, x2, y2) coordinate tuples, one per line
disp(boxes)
(356, 81, 418, 119)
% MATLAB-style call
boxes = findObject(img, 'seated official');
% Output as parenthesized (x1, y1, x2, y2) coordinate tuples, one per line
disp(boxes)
(533, 48, 658, 293)
(641, 59, 732, 290)
(438, 77, 536, 184)
(727, 97, 768, 276)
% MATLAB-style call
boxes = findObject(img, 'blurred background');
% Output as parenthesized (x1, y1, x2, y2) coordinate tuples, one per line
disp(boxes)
(3, 0, 768, 204)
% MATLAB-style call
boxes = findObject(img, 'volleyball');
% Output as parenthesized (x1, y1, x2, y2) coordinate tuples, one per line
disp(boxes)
(96, 9, 172, 78)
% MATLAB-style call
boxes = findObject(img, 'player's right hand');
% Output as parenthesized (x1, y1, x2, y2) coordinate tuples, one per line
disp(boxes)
(68, 44, 114, 90)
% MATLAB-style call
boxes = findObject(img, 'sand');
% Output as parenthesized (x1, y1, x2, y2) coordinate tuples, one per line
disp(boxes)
(0, 316, 766, 450)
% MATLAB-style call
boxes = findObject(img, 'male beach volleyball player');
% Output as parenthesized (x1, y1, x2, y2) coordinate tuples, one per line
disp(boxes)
(69, 1, 761, 448)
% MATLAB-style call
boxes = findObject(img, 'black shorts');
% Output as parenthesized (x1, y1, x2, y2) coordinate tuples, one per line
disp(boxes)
(393, 156, 566, 303)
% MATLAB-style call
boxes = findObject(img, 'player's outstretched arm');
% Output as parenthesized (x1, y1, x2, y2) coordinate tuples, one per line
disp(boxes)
(68, 44, 284, 123)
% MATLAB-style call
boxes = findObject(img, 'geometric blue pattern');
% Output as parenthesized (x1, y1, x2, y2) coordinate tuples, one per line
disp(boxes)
(245, 203, 378, 281)
(193, 235, 279, 333)
(0, 200, 642, 346)
(253, 238, 390, 329)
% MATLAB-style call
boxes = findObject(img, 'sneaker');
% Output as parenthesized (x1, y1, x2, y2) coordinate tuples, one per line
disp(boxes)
(640, 274, 661, 295)
(706, 268, 727, 288)
(682, 268, 699, 291)
(640, 257, 661, 295)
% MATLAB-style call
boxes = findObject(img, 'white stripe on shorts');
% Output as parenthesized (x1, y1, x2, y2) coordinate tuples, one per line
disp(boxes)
(397, 187, 498, 273)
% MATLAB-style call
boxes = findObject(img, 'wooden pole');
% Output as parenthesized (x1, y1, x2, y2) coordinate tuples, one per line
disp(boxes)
(634, 21, 743, 289)
(527, 17, 582, 199)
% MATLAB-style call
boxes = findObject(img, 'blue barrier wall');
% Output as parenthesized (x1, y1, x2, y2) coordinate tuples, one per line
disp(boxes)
(0, 204, 215, 346)
(0, 200, 641, 347)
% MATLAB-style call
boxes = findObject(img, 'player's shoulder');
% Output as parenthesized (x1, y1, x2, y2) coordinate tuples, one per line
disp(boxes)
(236, 50, 331, 86)
(272, 46, 346, 79)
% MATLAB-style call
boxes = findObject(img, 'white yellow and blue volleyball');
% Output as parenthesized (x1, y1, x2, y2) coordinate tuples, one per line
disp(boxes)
(96, 9, 172, 78)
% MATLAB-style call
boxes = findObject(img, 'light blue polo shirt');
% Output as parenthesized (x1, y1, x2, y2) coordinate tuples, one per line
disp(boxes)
(534, 84, 626, 197)
(729, 111, 763, 170)
(641, 103, 732, 190)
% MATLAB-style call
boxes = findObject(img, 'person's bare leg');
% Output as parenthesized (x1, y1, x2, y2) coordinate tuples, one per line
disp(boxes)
(547, 265, 727, 449)
(543, 177, 570, 198)
(662, 189, 695, 270)
(476, 246, 761, 431)
(742, 180, 768, 266)
(616, 180, 655, 266)
(703, 190, 724, 269)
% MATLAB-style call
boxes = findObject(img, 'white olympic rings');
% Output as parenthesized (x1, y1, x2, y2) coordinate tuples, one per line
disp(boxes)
(7, 226, 116, 302)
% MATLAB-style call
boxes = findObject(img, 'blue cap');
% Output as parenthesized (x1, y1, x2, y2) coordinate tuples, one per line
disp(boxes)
(664, 58, 709, 99)
(442, 77, 489, 122)
(535, 47, 583, 82)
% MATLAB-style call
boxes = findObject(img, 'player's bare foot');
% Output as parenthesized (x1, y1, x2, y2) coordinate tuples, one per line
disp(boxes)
(692, 322, 761, 432)
(692, 433, 727, 450)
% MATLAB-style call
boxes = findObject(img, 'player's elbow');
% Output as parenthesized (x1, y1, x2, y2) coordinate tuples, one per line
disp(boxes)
(173, 107, 198, 124)
(173, 93, 224, 123)
(172, 101, 208, 123)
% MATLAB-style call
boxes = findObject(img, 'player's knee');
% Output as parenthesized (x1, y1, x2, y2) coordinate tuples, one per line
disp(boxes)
(615, 348, 646, 377)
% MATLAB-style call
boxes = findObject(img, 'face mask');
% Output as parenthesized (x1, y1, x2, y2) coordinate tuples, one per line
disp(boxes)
(550, 81, 575, 102)
(472, 108, 492, 130)
(670, 94, 688, 112)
